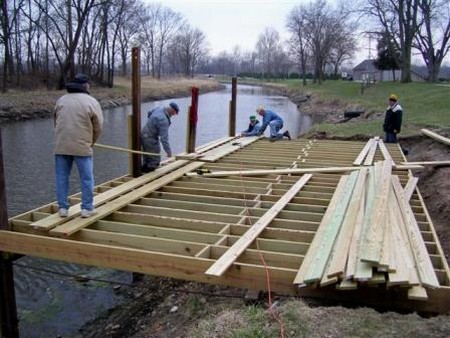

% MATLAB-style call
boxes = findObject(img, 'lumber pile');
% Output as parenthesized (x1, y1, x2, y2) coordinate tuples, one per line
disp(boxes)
(294, 160, 440, 300)
(353, 137, 394, 165)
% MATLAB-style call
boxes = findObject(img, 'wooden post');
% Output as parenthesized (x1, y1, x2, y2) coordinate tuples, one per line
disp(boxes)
(229, 77, 237, 137)
(131, 47, 141, 177)
(186, 87, 199, 153)
(0, 129, 19, 338)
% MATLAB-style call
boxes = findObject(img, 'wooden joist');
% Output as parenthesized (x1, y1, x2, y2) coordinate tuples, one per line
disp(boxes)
(50, 162, 204, 237)
(2, 136, 448, 313)
(31, 160, 193, 231)
(205, 174, 312, 276)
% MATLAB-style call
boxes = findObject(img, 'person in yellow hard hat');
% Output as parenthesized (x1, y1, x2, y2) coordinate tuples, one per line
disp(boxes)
(383, 93, 403, 143)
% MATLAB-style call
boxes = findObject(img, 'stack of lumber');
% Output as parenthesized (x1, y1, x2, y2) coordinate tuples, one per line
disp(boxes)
(353, 137, 394, 165)
(294, 160, 440, 301)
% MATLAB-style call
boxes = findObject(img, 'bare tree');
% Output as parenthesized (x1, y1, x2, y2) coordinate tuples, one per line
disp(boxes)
(1, 0, 24, 91)
(414, 0, 450, 82)
(155, 5, 181, 79)
(363, 0, 420, 82)
(169, 25, 207, 77)
(287, 5, 309, 85)
(255, 27, 281, 77)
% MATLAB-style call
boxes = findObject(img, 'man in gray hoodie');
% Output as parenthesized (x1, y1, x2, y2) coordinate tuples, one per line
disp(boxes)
(141, 102, 179, 173)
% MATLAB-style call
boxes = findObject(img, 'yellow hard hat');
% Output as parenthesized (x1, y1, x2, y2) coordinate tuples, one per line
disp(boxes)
(389, 93, 398, 101)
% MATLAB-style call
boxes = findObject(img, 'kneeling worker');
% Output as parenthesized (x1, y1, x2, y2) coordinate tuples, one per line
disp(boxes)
(241, 115, 261, 136)
(256, 106, 291, 141)
(141, 101, 179, 173)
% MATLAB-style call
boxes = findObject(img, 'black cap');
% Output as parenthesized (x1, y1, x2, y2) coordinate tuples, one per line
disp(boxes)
(73, 74, 90, 84)
(169, 102, 179, 114)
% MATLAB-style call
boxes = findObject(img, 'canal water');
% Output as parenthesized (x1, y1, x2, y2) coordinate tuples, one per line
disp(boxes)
(2, 84, 311, 337)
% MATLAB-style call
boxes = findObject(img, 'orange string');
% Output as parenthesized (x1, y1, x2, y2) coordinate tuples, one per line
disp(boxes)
(236, 141, 285, 338)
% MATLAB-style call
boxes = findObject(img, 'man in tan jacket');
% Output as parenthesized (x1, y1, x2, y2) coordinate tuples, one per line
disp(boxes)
(54, 74, 103, 218)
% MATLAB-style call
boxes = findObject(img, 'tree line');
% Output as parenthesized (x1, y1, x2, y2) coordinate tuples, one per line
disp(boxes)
(0, 0, 449, 93)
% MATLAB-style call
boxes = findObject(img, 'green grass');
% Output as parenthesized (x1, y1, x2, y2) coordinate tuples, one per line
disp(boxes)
(269, 79, 450, 137)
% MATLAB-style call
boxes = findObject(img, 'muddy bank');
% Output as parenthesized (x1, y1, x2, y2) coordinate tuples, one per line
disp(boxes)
(0, 78, 224, 123)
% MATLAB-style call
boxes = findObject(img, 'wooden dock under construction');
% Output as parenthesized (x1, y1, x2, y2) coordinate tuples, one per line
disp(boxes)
(1, 136, 449, 314)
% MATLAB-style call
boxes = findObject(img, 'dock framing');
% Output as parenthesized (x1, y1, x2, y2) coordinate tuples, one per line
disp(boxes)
(1, 136, 449, 314)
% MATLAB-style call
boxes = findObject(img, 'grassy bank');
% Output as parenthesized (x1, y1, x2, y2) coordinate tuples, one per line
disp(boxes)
(268, 79, 450, 138)
(0, 76, 223, 121)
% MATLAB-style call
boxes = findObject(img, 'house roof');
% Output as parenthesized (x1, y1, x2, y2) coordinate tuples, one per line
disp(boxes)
(353, 59, 378, 72)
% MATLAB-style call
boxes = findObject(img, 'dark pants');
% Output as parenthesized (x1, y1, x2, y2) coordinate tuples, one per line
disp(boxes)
(385, 132, 398, 143)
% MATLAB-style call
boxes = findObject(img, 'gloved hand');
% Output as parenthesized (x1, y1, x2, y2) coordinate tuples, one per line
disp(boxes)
(166, 152, 172, 158)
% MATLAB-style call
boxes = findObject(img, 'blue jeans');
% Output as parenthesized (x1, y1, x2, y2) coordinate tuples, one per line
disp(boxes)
(385, 132, 398, 143)
(269, 120, 283, 139)
(55, 155, 94, 210)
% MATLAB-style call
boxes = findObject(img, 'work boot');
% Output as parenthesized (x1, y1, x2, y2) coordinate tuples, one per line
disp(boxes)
(283, 130, 291, 140)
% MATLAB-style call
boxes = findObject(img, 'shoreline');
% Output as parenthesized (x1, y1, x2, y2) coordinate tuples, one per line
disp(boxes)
(0, 78, 225, 123)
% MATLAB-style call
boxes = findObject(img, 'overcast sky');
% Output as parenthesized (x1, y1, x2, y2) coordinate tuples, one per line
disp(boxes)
(158, 0, 370, 65)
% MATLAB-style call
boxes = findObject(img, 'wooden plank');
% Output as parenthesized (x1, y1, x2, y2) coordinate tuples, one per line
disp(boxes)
(388, 185, 420, 286)
(353, 139, 373, 165)
(31, 160, 193, 231)
(336, 279, 358, 290)
(404, 177, 419, 202)
(345, 187, 366, 279)
(303, 171, 359, 284)
(326, 168, 368, 278)
(421, 128, 450, 146)
(360, 161, 392, 264)
(354, 166, 376, 281)
(401, 161, 450, 166)
(391, 176, 440, 288)
(199, 136, 260, 162)
(363, 138, 378, 166)
(205, 174, 312, 277)
(378, 139, 394, 164)
(408, 286, 428, 301)
(294, 175, 349, 285)
(185, 165, 421, 178)
(49, 162, 204, 237)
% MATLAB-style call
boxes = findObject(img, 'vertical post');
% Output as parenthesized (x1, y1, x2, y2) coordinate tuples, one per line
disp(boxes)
(131, 47, 141, 177)
(0, 129, 19, 338)
(186, 87, 199, 153)
(229, 77, 237, 137)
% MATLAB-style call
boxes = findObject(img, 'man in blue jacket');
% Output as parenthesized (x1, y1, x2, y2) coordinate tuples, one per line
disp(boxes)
(256, 106, 291, 141)
(141, 102, 179, 173)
